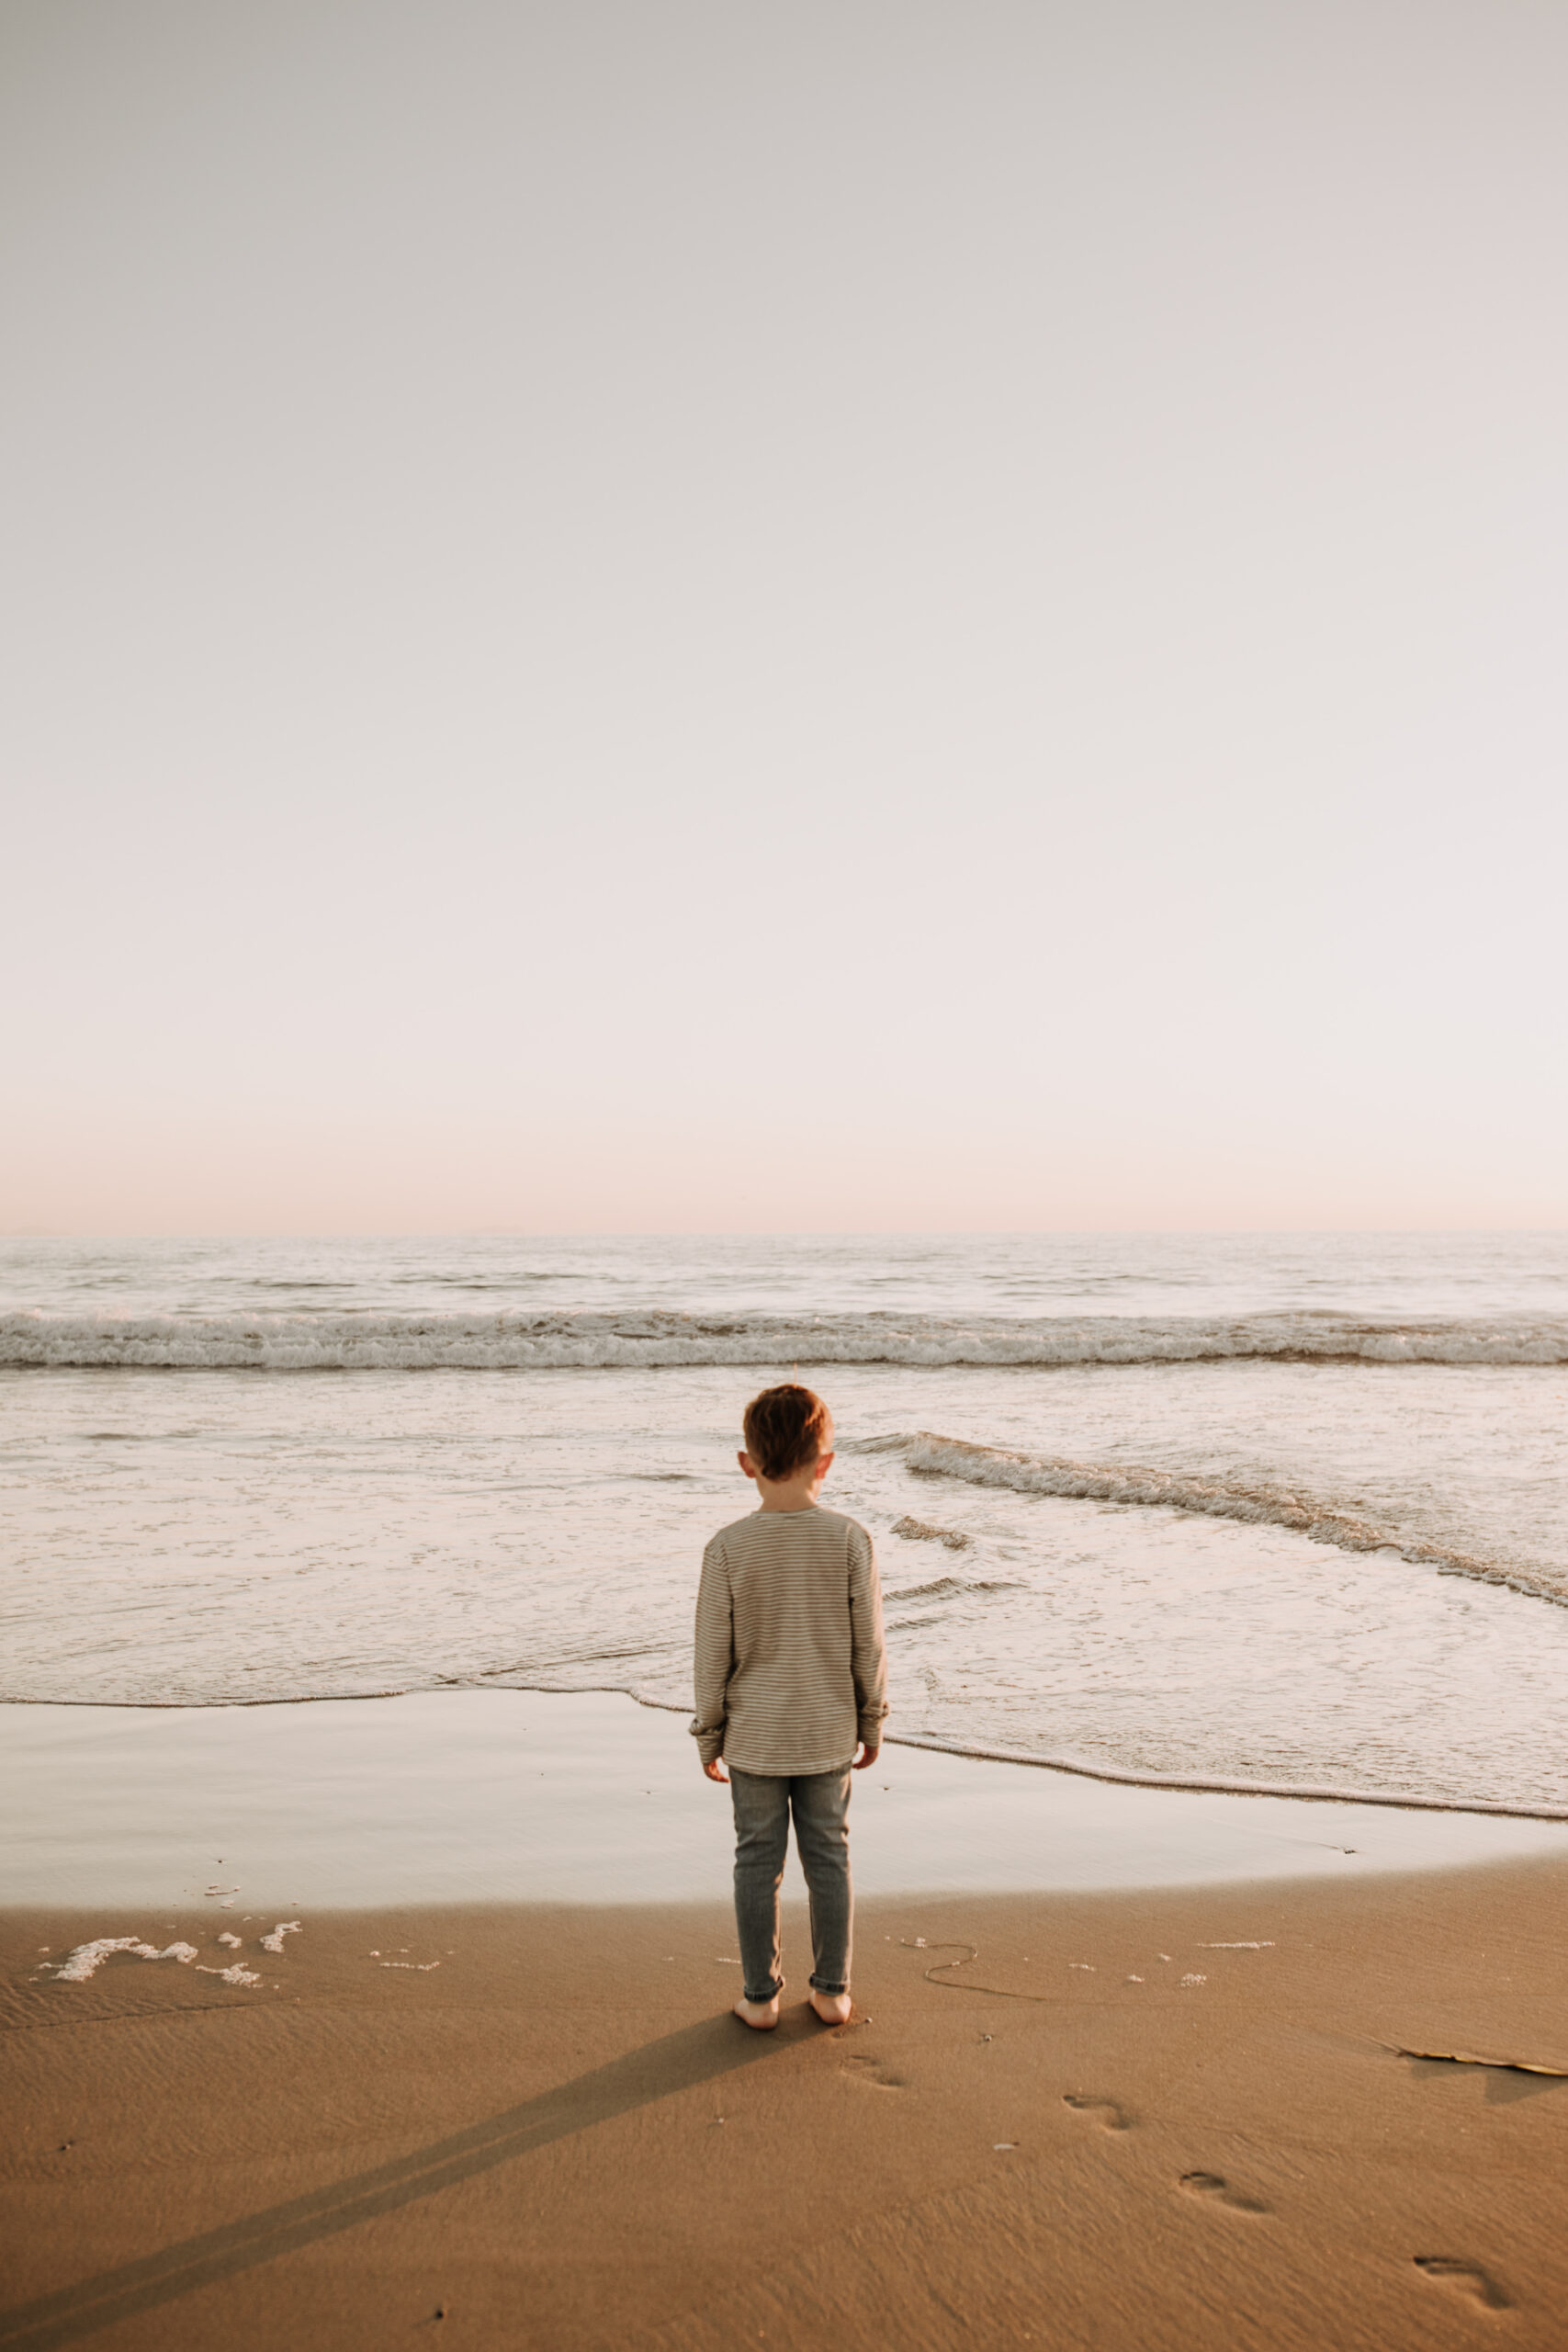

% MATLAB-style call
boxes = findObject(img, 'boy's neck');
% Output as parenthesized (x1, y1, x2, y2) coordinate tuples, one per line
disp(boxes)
(754, 1478, 823, 1512)
(751, 1462, 831, 1513)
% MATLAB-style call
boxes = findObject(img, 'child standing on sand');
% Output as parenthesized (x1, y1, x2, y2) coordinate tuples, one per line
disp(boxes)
(691, 1384, 888, 2030)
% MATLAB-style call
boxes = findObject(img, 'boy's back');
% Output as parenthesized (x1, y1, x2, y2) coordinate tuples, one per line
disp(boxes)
(692, 1501, 886, 1778)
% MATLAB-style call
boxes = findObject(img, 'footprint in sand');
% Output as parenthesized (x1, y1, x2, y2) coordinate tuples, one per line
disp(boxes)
(842, 2054, 908, 2090)
(1415, 2256, 1511, 2310)
(1063, 2094, 1132, 2132)
(1179, 2171, 1270, 2216)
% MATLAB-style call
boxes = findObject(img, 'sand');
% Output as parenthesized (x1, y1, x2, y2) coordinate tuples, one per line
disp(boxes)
(6, 1856, 1568, 2351)
(7, 1689, 1568, 2347)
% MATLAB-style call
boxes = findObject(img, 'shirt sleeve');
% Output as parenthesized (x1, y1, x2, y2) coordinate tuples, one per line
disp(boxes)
(847, 1520, 889, 1747)
(689, 1533, 734, 1765)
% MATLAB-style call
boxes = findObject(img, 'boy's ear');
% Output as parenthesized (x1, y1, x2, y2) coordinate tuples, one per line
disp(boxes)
(738, 1449, 756, 1479)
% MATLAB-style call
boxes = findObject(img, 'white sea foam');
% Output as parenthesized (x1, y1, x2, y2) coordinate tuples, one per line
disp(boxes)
(51, 1938, 198, 1982)
(259, 1920, 300, 1953)
(889, 1514, 973, 1550)
(863, 1430, 1568, 1608)
(6, 1306, 1568, 1371)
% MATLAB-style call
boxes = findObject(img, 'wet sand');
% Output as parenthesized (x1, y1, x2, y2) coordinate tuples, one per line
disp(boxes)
(6, 1694, 1568, 2347)
(8, 1688, 1568, 1907)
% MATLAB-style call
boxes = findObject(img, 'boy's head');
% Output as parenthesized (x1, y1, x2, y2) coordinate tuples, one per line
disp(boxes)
(740, 1383, 833, 1487)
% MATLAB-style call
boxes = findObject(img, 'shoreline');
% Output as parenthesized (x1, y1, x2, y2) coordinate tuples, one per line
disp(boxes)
(11, 1680, 1568, 1826)
(9, 1688, 1568, 1916)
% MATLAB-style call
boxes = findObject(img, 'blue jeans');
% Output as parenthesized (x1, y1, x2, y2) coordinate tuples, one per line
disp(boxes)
(729, 1765, 853, 2002)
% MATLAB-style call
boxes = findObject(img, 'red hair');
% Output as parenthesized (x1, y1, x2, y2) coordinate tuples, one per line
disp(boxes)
(742, 1384, 831, 1482)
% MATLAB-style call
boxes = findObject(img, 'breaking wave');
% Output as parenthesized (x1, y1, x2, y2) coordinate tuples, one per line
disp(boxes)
(857, 1430, 1568, 1610)
(6, 1307, 1568, 1371)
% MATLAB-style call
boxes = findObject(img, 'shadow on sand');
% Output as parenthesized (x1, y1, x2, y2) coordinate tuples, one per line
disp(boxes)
(1, 2012, 792, 2350)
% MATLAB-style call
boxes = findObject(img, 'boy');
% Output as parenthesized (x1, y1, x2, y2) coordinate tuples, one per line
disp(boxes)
(691, 1384, 888, 2030)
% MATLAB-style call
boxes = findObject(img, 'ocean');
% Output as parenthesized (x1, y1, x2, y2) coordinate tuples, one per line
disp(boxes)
(5, 1232, 1566, 1815)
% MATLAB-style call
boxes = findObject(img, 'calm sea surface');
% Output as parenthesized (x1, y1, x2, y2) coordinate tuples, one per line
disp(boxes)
(5, 1233, 1566, 1812)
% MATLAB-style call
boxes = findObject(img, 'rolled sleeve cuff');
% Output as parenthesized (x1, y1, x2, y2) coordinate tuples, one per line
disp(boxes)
(690, 1716, 726, 1766)
(856, 1710, 888, 1747)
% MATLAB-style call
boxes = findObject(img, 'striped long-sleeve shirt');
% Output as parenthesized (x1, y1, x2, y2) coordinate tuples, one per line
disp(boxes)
(690, 1504, 888, 1774)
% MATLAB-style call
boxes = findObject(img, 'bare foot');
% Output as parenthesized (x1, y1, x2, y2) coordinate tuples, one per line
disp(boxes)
(732, 1996, 780, 2030)
(810, 1990, 852, 2026)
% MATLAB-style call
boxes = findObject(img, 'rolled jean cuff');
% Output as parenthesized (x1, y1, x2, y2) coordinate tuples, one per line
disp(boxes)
(808, 1973, 847, 1996)
(745, 1972, 784, 2003)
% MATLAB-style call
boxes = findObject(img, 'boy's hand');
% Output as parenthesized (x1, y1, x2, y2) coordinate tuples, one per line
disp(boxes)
(853, 1744, 880, 1770)
(703, 1758, 729, 1783)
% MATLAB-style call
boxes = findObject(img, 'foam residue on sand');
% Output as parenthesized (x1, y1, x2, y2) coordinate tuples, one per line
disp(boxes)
(49, 1934, 266, 1987)
(51, 1937, 199, 1982)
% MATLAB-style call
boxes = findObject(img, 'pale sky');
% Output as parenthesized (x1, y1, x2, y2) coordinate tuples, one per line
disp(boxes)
(4, 0, 1564, 1233)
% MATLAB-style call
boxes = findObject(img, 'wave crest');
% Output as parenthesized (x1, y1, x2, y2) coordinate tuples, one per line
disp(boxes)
(5, 1307, 1568, 1371)
(866, 1430, 1567, 1610)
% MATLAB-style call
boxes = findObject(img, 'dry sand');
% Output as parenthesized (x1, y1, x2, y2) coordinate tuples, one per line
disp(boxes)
(6, 1857, 1568, 2351)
